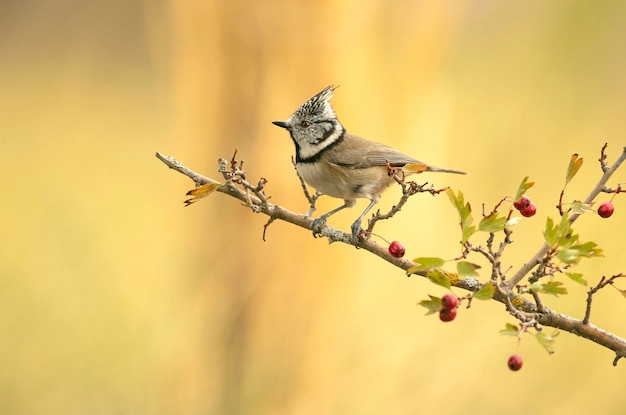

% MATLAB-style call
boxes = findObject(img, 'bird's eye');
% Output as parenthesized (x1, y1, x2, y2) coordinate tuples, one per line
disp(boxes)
(301, 121, 310, 128)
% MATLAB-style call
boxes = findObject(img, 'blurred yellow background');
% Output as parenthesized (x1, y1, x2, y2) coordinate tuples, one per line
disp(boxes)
(1, 1, 625, 413)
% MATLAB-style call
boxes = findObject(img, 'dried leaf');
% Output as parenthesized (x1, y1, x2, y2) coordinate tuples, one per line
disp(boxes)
(565, 154, 583, 185)
(184, 182, 222, 206)
(403, 163, 429, 174)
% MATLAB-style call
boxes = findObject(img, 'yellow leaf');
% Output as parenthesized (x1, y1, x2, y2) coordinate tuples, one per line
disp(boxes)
(565, 153, 583, 185)
(403, 163, 428, 174)
(184, 182, 221, 206)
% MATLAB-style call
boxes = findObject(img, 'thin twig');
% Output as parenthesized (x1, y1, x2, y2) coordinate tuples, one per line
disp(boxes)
(366, 176, 445, 234)
(583, 273, 624, 324)
(291, 156, 320, 217)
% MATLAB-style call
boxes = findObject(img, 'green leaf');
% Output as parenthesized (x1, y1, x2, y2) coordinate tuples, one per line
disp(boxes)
(478, 213, 506, 233)
(565, 154, 583, 186)
(543, 217, 558, 247)
(499, 323, 520, 337)
(446, 188, 476, 243)
(514, 176, 535, 202)
(573, 241, 603, 258)
(407, 257, 446, 274)
(505, 217, 522, 229)
(535, 330, 560, 355)
(556, 241, 603, 265)
(564, 272, 587, 285)
(570, 200, 594, 214)
(426, 269, 451, 289)
(462, 224, 477, 244)
(530, 281, 568, 296)
(544, 215, 576, 248)
(556, 216, 576, 247)
(418, 295, 442, 315)
(474, 282, 495, 300)
(556, 249, 580, 264)
(457, 261, 481, 278)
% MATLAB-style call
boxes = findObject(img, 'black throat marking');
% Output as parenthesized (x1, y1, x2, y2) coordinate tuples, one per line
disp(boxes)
(294, 129, 345, 164)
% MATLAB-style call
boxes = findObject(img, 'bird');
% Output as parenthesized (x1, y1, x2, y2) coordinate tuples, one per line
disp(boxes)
(272, 85, 466, 242)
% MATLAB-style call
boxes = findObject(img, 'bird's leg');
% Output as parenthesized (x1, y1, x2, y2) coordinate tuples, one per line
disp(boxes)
(304, 191, 322, 218)
(310, 199, 355, 237)
(350, 199, 378, 244)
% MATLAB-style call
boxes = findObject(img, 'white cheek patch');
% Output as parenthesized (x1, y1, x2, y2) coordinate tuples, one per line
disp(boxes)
(296, 126, 344, 161)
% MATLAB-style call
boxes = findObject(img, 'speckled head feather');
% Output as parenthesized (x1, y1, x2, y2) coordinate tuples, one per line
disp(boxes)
(272, 85, 345, 161)
(292, 85, 339, 123)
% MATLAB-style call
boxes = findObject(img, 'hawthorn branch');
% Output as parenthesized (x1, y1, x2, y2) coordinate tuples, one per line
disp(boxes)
(156, 150, 626, 365)
(504, 146, 626, 290)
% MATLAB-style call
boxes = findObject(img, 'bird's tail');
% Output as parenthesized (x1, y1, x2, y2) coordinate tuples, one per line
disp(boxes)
(427, 165, 468, 175)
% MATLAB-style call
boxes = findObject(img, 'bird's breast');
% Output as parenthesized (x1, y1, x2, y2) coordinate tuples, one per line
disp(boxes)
(296, 160, 394, 202)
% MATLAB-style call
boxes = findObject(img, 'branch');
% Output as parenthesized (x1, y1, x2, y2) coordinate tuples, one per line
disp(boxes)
(504, 146, 626, 289)
(156, 152, 411, 268)
(156, 151, 626, 365)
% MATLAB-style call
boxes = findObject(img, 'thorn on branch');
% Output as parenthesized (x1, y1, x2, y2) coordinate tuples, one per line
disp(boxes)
(613, 354, 624, 367)
(599, 142, 609, 172)
(557, 188, 566, 216)
(263, 216, 276, 241)
(489, 197, 509, 215)
(230, 147, 241, 171)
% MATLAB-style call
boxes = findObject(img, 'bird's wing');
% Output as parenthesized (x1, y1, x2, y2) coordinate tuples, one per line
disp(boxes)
(326, 133, 420, 169)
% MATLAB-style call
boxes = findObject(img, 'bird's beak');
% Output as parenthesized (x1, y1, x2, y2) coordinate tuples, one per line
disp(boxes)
(272, 120, 289, 129)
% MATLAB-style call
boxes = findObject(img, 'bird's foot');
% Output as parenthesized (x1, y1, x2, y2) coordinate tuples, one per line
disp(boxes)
(310, 216, 328, 238)
(350, 220, 364, 246)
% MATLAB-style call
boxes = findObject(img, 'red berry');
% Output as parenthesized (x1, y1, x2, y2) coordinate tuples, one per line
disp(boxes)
(519, 201, 537, 217)
(507, 354, 523, 371)
(441, 294, 458, 310)
(388, 241, 405, 258)
(598, 201, 614, 218)
(513, 195, 531, 211)
(439, 307, 457, 322)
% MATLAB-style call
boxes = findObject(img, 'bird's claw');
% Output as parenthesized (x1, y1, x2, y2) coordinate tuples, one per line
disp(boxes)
(350, 221, 363, 246)
(310, 216, 327, 238)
